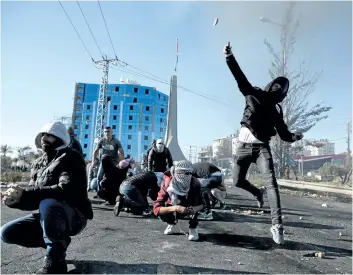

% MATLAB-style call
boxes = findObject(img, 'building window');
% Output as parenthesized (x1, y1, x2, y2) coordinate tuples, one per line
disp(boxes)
(160, 127, 164, 132)
(112, 125, 116, 129)
(164, 96, 166, 101)
(129, 115, 133, 121)
(86, 115, 90, 120)
(130, 105, 134, 111)
(87, 105, 91, 110)
(107, 96, 111, 101)
(75, 116, 79, 120)
(160, 118, 163, 123)
(114, 105, 117, 110)
(84, 134, 88, 139)
(128, 125, 132, 130)
(113, 115, 117, 120)
(145, 89, 149, 95)
(133, 97, 137, 103)
(127, 145, 131, 150)
(144, 145, 148, 150)
(74, 125, 78, 130)
(158, 94, 160, 99)
(161, 108, 164, 113)
(144, 136, 148, 141)
(145, 116, 149, 121)
(128, 135, 132, 140)
(134, 88, 138, 93)
(84, 144, 87, 148)
(115, 87, 119, 92)
(146, 106, 150, 111)
(145, 126, 149, 131)
(85, 125, 89, 129)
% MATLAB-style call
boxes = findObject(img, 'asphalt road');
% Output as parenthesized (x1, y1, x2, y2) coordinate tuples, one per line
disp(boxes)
(1, 184, 352, 274)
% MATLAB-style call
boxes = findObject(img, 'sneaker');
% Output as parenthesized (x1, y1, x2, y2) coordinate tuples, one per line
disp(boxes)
(256, 187, 266, 208)
(36, 257, 67, 274)
(271, 224, 284, 245)
(113, 196, 125, 216)
(219, 203, 226, 210)
(164, 224, 177, 235)
(198, 211, 213, 220)
(188, 228, 199, 241)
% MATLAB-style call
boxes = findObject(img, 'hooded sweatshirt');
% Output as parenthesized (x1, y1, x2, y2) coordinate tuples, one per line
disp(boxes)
(17, 121, 93, 219)
(147, 143, 173, 172)
(226, 54, 302, 143)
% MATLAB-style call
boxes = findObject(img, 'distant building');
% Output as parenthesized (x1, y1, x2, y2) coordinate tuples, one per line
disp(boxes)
(305, 139, 335, 156)
(71, 80, 169, 161)
(293, 154, 345, 174)
(198, 145, 213, 162)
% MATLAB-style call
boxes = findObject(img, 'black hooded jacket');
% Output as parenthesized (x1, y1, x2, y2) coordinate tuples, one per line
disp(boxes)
(147, 147, 173, 172)
(226, 54, 301, 143)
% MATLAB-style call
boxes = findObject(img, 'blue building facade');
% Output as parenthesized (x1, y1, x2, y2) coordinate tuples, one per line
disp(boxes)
(71, 82, 169, 162)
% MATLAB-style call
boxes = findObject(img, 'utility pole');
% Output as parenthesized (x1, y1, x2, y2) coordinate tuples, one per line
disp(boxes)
(92, 57, 119, 150)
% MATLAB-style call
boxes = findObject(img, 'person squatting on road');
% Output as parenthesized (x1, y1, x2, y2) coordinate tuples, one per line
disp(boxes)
(192, 162, 227, 211)
(147, 139, 173, 173)
(97, 156, 130, 205)
(224, 42, 304, 245)
(153, 160, 205, 241)
(0, 121, 93, 274)
(114, 171, 164, 216)
(91, 126, 124, 194)
(87, 157, 99, 192)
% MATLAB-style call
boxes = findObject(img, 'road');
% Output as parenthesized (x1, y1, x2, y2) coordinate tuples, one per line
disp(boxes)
(1, 184, 352, 274)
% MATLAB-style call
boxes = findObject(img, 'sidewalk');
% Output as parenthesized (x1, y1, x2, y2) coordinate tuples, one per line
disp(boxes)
(224, 178, 352, 198)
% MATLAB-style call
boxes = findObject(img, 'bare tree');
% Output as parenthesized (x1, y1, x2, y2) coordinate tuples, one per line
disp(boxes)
(263, 2, 332, 176)
(1, 145, 13, 156)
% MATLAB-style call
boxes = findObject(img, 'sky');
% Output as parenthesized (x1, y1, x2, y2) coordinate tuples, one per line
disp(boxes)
(1, 0, 352, 156)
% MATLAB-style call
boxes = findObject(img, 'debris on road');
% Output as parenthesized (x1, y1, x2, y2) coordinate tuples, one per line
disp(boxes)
(315, 252, 325, 258)
(322, 203, 328, 207)
(241, 210, 264, 215)
(299, 216, 303, 220)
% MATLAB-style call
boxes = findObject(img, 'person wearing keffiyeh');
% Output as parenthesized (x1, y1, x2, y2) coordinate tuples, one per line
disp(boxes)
(153, 160, 205, 241)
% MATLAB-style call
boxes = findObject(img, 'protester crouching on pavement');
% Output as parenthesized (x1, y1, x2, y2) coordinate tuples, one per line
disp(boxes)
(87, 158, 99, 192)
(97, 156, 130, 205)
(114, 171, 163, 216)
(153, 160, 205, 241)
(0, 121, 93, 274)
(224, 41, 303, 245)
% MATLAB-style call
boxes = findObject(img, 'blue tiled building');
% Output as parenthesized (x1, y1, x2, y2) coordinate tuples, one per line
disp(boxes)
(71, 81, 169, 161)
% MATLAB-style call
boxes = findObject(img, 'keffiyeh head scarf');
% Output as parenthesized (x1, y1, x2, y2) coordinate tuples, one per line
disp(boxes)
(167, 160, 193, 206)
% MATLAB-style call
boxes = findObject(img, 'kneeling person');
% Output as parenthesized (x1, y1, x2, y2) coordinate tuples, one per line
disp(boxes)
(0, 121, 93, 274)
(153, 161, 205, 241)
(114, 171, 161, 216)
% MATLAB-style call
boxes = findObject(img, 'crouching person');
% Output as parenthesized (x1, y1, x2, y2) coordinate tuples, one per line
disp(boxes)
(0, 121, 93, 274)
(153, 160, 205, 241)
(114, 171, 161, 216)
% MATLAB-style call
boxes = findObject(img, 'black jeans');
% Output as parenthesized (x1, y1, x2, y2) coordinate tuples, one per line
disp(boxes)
(119, 183, 149, 213)
(159, 212, 199, 229)
(233, 143, 282, 225)
(0, 199, 87, 260)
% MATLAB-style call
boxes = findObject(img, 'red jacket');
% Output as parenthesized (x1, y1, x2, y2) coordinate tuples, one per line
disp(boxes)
(153, 174, 204, 216)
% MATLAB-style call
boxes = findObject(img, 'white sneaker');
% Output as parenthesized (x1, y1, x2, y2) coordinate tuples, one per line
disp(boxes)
(188, 228, 199, 241)
(271, 224, 284, 245)
(164, 224, 176, 235)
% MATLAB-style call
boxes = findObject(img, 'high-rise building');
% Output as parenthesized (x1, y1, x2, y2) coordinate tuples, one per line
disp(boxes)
(71, 80, 169, 161)
(305, 139, 335, 156)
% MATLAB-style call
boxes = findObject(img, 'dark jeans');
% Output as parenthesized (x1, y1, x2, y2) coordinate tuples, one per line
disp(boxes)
(233, 143, 282, 225)
(119, 183, 149, 213)
(159, 213, 199, 229)
(0, 199, 87, 260)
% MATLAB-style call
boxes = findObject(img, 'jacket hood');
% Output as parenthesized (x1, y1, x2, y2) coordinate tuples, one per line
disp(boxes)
(35, 121, 71, 150)
(264, 76, 289, 103)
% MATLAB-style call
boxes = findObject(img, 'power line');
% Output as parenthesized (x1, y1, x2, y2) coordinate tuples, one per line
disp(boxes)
(76, 1, 104, 58)
(58, 1, 94, 61)
(97, 1, 118, 58)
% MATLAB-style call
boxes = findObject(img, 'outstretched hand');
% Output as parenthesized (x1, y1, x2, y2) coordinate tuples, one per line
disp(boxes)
(223, 42, 233, 56)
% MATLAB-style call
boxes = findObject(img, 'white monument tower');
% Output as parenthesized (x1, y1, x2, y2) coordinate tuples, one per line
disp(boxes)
(164, 75, 187, 161)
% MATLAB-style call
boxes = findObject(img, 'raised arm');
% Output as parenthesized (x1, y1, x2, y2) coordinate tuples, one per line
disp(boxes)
(224, 42, 253, 96)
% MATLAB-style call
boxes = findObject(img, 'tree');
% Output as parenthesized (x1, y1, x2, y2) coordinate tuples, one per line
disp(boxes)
(1, 145, 12, 156)
(264, 2, 332, 176)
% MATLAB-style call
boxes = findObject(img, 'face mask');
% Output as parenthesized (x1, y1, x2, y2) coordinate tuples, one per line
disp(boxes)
(156, 143, 165, 153)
